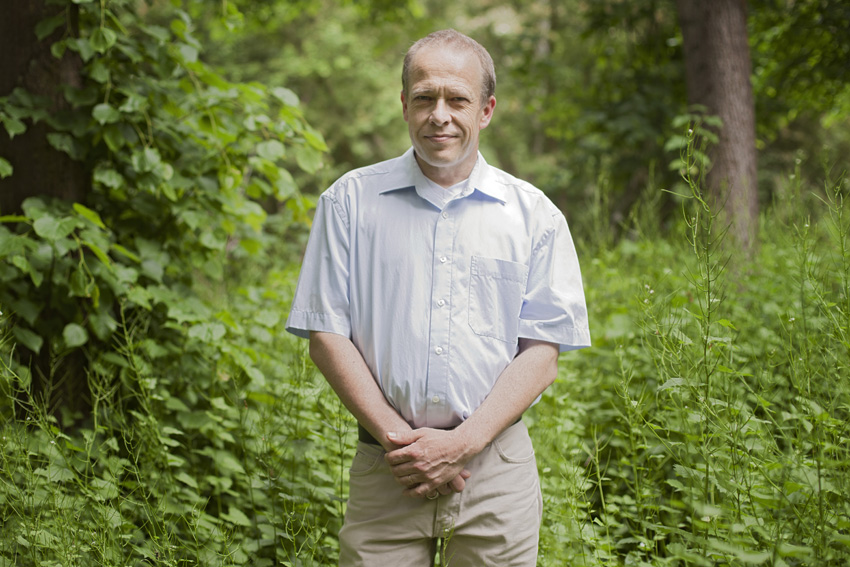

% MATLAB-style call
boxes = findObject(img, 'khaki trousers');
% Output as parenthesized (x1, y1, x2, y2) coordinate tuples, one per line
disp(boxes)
(338, 421, 542, 566)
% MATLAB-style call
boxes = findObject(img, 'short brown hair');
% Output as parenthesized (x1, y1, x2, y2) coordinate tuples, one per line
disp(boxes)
(402, 29, 496, 104)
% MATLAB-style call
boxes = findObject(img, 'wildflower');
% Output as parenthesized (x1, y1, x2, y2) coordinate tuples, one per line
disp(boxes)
(644, 299, 649, 304)
(789, 317, 795, 322)
(50, 440, 55, 445)
(688, 129, 693, 135)
(650, 289, 654, 294)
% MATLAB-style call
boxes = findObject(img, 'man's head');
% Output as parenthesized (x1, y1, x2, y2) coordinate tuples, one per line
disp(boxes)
(402, 29, 496, 104)
(401, 30, 497, 187)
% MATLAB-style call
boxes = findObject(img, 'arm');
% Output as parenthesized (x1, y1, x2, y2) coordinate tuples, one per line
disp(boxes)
(309, 331, 473, 494)
(309, 331, 411, 452)
(385, 338, 559, 497)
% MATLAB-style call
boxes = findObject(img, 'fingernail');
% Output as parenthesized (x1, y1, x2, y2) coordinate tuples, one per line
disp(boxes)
(387, 432, 398, 439)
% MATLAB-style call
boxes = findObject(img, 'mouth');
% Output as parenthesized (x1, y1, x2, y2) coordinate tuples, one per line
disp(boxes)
(425, 134, 456, 143)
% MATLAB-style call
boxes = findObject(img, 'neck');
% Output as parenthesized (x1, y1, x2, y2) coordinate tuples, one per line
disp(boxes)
(414, 153, 477, 189)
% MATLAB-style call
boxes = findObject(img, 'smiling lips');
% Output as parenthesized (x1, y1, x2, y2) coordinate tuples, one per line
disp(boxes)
(425, 134, 456, 143)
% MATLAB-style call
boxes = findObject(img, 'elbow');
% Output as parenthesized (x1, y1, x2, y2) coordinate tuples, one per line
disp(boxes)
(308, 331, 329, 363)
(543, 356, 559, 388)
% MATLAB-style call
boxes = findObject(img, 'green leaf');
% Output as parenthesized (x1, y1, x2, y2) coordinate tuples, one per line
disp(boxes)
(63, 323, 89, 348)
(303, 127, 328, 151)
(12, 326, 43, 353)
(33, 215, 77, 240)
(271, 87, 300, 107)
(188, 322, 226, 342)
(131, 147, 161, 173)
(51, 40, 67, 59)
(73, 203, 106, 229)
(178, 43, 198, 63)
(47, 132, 83, 159)
(102, 124, 125, 151)
(274, 168, 297, 200)
(94, 168, 124, 188)
(0, 214, 27, 223)
(0, 157, 12, 179)
(256, 139, 285, 161)
(175, 471, 198, 489)
(295, 144, 322, 174)
(221, 506, 252, 527)
(89, 27, 117, 53)
(35, 12, 66, 41)
(111, 243, 141, 263)
(92, 103, 120, 125)
(2, 116, 26, 139)
(84, 240, 112, 268)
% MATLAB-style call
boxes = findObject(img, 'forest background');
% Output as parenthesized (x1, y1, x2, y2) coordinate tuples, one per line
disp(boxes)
(1, 0, 849, 565)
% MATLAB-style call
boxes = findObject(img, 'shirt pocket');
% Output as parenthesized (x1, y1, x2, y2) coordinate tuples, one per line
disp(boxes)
(468, 256, 529, 343)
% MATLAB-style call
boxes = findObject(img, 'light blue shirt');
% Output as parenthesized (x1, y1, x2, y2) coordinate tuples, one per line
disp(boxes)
(286, 149, 590, 429)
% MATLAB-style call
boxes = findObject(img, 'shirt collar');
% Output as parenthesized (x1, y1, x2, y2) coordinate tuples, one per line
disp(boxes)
(378, 148, 507, 205)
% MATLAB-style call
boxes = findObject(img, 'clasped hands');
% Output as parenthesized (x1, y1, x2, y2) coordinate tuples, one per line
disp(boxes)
(383, 427, 473, 499)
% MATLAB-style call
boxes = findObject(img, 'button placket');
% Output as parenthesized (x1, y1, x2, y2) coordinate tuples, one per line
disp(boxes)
(425, 205, 456, 425)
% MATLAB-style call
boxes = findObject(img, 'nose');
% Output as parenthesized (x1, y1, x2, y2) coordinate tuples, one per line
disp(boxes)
(429, 99, 451, 126)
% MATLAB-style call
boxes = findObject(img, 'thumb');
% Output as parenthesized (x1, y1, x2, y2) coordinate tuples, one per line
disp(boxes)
(386, 429, 423, 446)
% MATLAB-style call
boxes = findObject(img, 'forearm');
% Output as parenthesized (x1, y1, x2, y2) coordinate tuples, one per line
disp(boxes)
(384, 338, 559, 497)
(309, 331, 411, 451)
(455, 338, 559, 457)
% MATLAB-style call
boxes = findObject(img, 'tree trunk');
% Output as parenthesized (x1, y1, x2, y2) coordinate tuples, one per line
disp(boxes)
(1, 0, 90, 416)
(0, 0, 87, 214)
(676, 0, 758, 250)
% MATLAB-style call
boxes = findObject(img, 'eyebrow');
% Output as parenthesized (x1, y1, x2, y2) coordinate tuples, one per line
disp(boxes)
(411, 84, 475, 98)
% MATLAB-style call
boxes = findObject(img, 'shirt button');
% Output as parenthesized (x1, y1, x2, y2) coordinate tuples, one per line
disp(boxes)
(432, 395, 441, 403)
(441, 212, 449, 219)
(437, 299, 445, 307)
(439, 256, 447, 263)
(435, 346, 443, 355)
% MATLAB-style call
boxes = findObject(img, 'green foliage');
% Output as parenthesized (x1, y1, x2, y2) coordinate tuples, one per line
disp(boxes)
(0, 0, 319, 401)
(3, 1, 850, 565)
(534, 144, 850, 565)
(1, 283, 352, 565)
(1, 1, 335, 562)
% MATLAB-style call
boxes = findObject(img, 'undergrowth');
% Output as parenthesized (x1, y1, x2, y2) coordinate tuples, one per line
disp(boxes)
(2, 148, 849, 564)
(535, 144, 850, 565)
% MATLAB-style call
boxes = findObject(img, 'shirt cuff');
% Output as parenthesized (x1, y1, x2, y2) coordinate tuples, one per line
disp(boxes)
(517, 320, 591, 352)
(285, 310, 351, 339)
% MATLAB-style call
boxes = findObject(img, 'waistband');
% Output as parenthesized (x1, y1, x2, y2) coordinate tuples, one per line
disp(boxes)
(357, 416, 522, 446)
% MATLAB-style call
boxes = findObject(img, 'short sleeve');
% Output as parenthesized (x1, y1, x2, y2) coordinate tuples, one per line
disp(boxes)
(285, 191, 352, 339)
(518, 212, 591, 352)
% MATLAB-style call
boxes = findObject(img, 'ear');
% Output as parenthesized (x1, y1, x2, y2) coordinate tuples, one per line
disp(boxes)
(401, 90, 409, 123)
(479, 96, 496, 130)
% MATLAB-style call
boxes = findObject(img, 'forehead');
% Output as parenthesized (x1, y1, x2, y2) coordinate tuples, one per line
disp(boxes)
(407, 45, 483, 94)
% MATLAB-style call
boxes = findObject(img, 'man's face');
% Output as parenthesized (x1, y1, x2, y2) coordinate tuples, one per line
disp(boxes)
(402, 45, 496, 186)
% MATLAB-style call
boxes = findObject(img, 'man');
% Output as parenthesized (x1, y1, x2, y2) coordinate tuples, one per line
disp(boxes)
(286, 29, 590, 566)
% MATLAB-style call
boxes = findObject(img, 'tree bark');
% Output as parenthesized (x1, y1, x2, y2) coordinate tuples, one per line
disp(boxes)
(676, 0, 758, 250)
(1, 0, 90, 416)
(0, 0, 87, 214)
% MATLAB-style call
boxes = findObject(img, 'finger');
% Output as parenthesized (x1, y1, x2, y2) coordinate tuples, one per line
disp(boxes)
(448, 475, 465, 493)
(386, 430, 423, 447)
(394, 474, 419, 488)
(384, 448, 417, 466)
(403, 485, 431, 498)
(437, 483, 452, 496)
